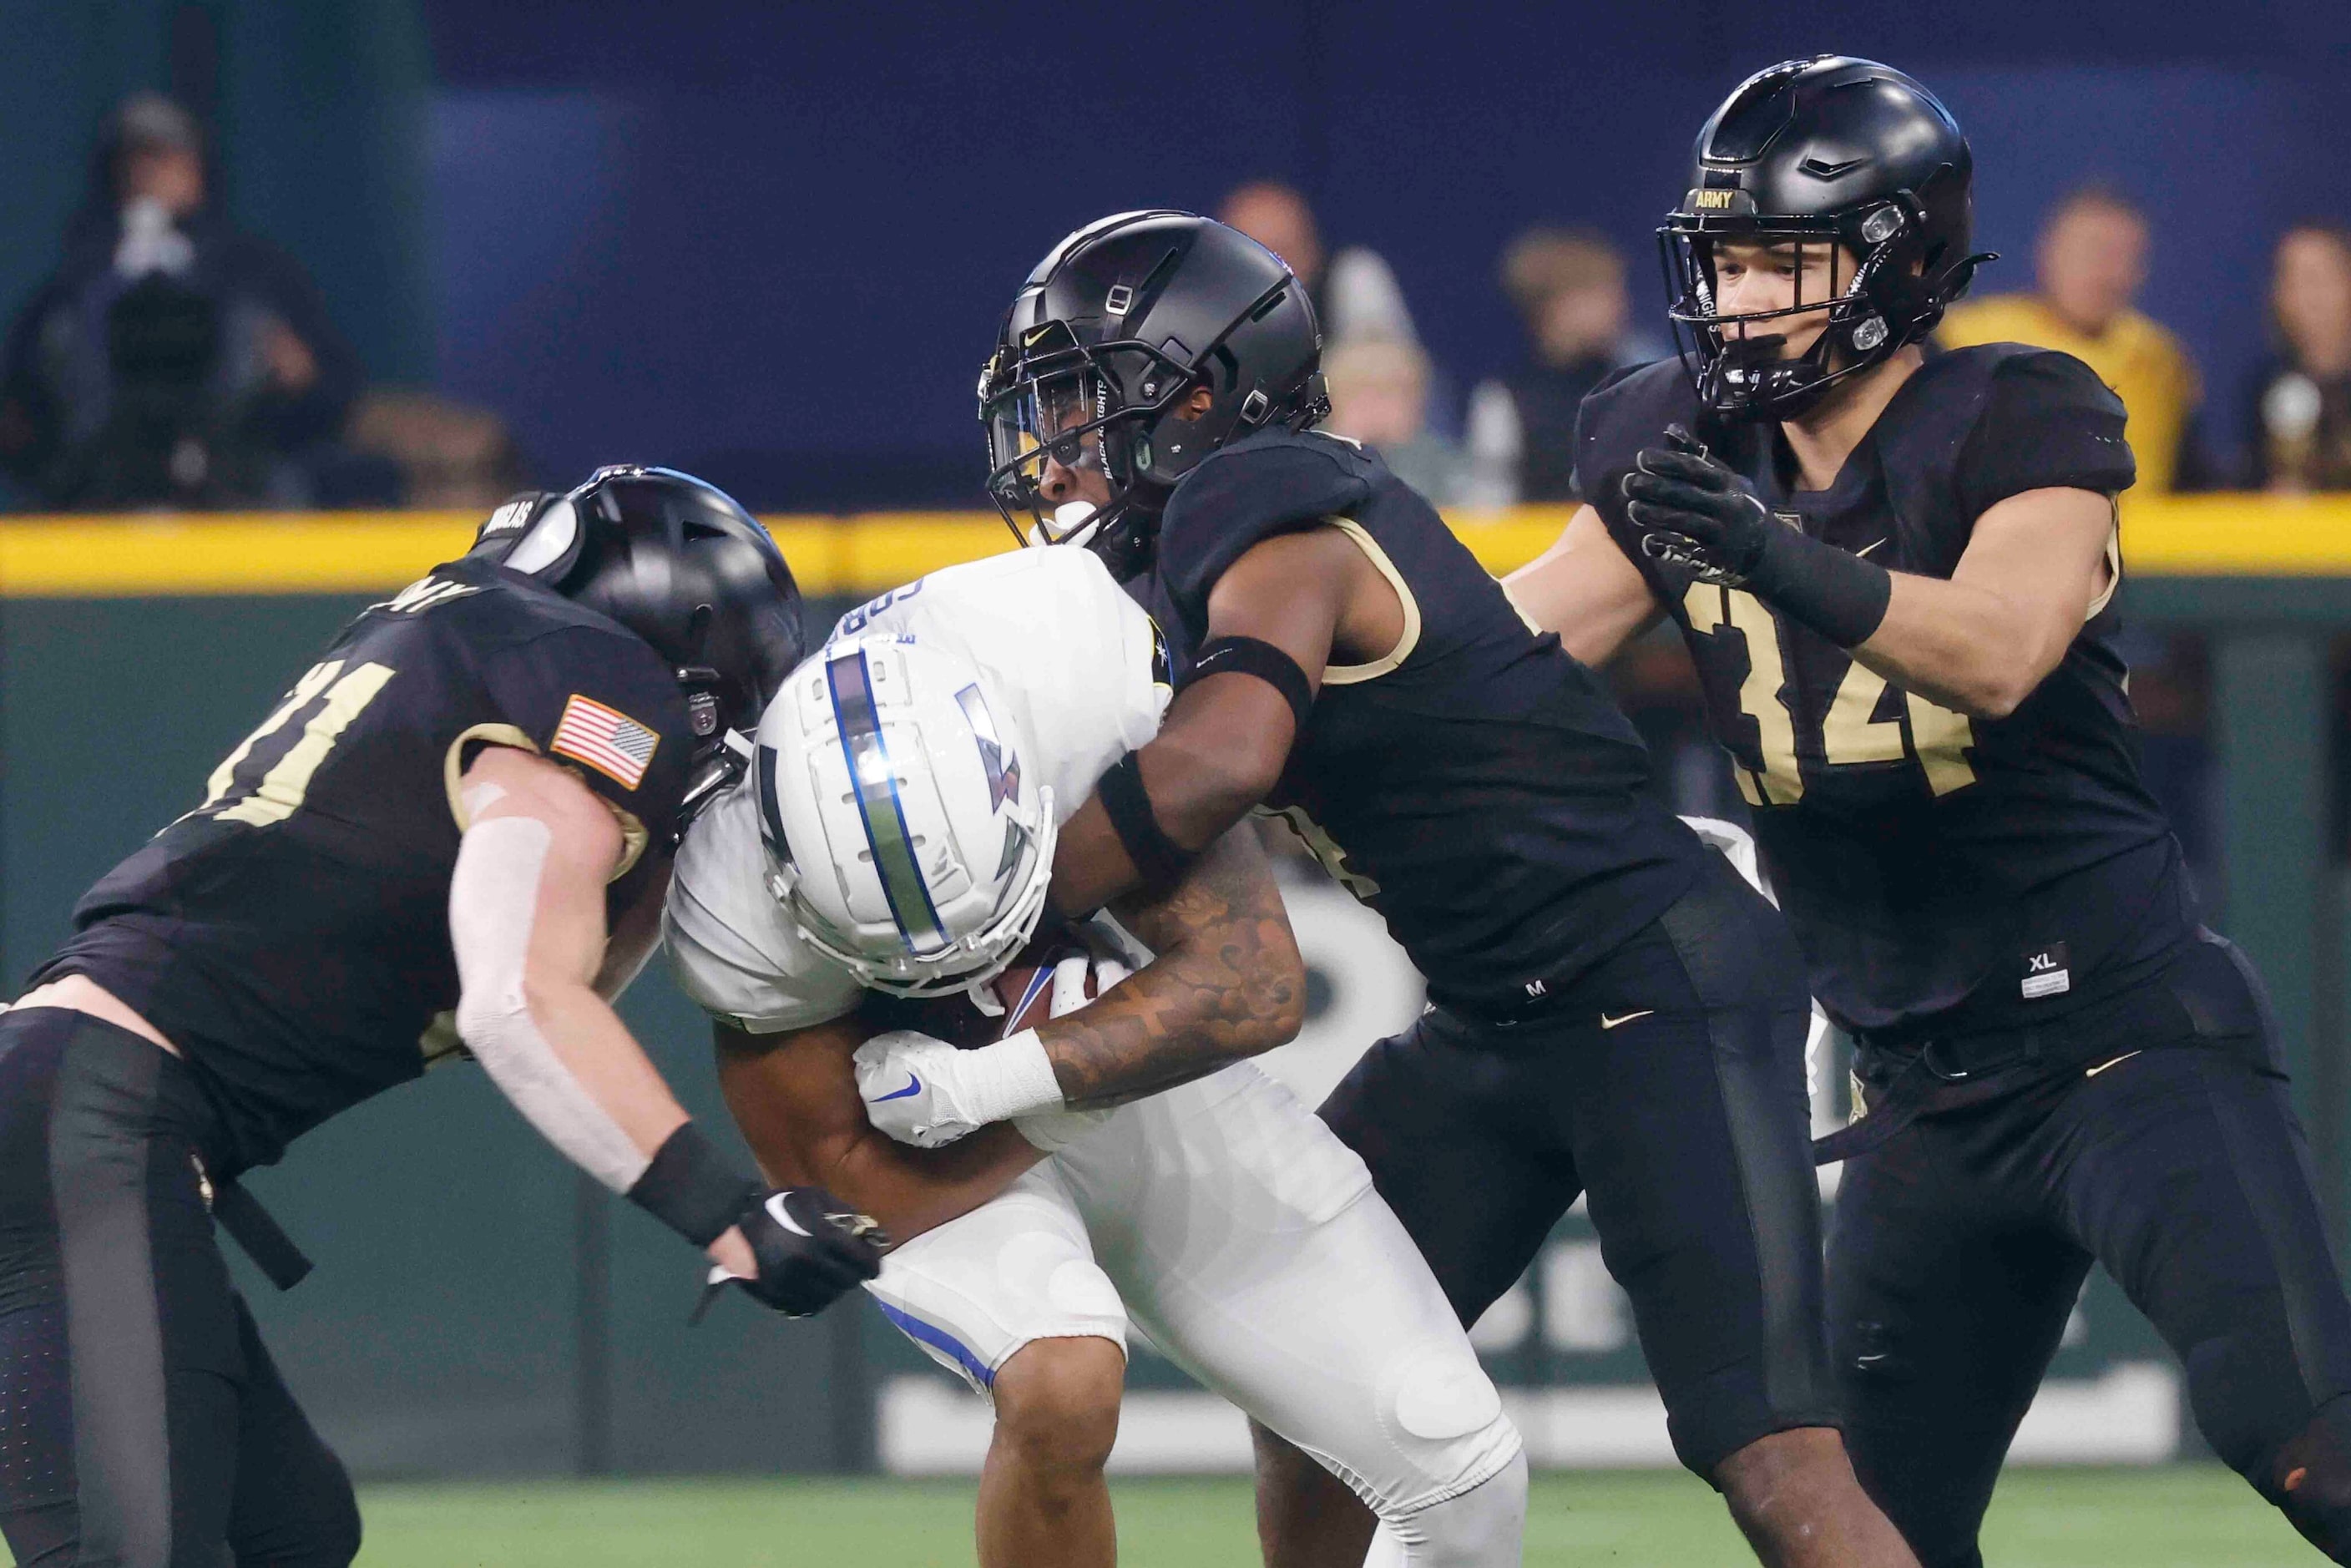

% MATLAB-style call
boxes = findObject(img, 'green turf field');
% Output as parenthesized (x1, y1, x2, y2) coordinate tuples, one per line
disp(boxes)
(313, 1466, 2306, 1566)
(0, 1466, 2313, 1565)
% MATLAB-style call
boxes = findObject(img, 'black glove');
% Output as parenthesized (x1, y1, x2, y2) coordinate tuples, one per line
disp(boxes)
(1620, 424, 1893, 649)
(692, 1186, 887, 1323)
(1620, 425, 1773, 585)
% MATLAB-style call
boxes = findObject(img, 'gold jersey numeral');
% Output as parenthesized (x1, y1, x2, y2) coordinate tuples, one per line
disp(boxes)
(1685, 586, 1975, 802)
(1261, 802, 1381, 903)
(1822, 660, 1908, 764)
(201, 660, 343, 811)
(203, 660, 398, 827)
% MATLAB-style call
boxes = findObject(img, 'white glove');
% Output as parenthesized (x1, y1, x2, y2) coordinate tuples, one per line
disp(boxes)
(853, 1028, 1064, 1149)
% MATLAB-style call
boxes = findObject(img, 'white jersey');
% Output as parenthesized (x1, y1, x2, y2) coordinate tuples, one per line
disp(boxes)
(664, 547, 1166, 1034)
(660, 546, 1522, 1554)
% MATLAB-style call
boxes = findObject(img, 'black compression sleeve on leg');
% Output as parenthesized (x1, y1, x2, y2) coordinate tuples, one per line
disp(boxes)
(1186, 635, 1316, 734)
(1097, 751, 1196, 888)
(627, 1123, 759, 1247)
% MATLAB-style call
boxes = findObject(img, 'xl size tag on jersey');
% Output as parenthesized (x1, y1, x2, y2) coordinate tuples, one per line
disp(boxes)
(2021, 941, 2070, 1000)
(551, 693, 660, 790)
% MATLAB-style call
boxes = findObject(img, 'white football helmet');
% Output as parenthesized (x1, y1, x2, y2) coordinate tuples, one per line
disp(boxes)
(756, 635, 1057, 997)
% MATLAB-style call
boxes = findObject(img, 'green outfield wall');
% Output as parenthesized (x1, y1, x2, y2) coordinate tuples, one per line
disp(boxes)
(3, 503, 2346, 1474)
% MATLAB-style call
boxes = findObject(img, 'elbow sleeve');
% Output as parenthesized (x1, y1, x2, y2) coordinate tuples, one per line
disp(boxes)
(451, 816, 651, 1193)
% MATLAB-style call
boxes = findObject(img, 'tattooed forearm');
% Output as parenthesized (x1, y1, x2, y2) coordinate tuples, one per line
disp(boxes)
(1036, 823, 1306, 1110)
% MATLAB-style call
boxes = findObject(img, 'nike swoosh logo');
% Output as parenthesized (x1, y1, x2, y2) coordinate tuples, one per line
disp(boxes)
(2084, 1051, 2141, 1079)
(875, 1073, 923, 1102)
(1600, 1010, 1654, 1029)
(1855, 539, 1888, 558)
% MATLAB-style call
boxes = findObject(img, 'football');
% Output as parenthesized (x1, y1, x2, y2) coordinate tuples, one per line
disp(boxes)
(861, 938, 1098, 1047)
(985, 945, 1100, 1037)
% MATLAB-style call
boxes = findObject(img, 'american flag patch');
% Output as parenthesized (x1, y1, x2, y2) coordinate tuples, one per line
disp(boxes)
(549, 694, 660, 791)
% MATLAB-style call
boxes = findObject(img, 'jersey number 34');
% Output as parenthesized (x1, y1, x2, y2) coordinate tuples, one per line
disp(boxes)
(1685, 582, 1975, 807)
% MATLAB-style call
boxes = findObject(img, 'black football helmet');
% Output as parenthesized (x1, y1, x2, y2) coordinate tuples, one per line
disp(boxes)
(980, 210, 1327, 579)
(1661, 56, 1994, 422)
(468, 466, 804, 816)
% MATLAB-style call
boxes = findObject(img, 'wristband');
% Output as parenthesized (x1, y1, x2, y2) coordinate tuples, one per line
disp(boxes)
(960, 1029, 1068, 1123)
(1098, 751, 1195, 887)
(626, 1122, 760, 1247)
(1748, 527, 1893, 649)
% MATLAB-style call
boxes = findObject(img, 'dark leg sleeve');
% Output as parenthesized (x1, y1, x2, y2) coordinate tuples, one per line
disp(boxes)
(1828, 1115, 2090, 1568)
(1317, 1013, 1582, 1327)
(59, 1025, 250, 1568)
(1565, 990, 1836, 1479)
(225, 1295, 360, 1568)
(2055, 1035, 2351, 1554)
(1559, 867, 1839, 1478)
(0, 1302, 78, 1566)
(0, 1013, 254, 1568)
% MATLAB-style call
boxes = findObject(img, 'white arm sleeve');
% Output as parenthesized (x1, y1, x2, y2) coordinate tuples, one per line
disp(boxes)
(449, 815, 651, 1193)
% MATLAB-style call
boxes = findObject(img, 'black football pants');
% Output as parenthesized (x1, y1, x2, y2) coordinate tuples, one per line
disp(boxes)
(1832, 930, 2351, 1565)
(1322, 851, 1838, 1479)
(0, 1008, 359, 1568)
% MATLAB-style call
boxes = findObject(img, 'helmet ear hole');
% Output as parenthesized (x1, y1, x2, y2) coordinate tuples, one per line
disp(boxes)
(497, 494, 583, 580)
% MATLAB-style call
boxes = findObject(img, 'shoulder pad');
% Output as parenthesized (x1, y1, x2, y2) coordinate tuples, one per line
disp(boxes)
(1880, 345, 2135, 532)
(1156, 430, 1378, 625)
(1571, 358, 1702, 516)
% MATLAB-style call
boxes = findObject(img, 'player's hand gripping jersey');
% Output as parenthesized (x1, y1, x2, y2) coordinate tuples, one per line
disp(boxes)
(1149, 427, 1706, 1013)
(31, 558, 692, 1174)
(1576, 345, 2189, 1037)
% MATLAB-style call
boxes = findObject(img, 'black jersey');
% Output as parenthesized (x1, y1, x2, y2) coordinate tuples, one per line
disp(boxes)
(1148, 427, 1704, 1013)
(1575, 346, 2194, 1038)
(32, 558, 693, 1173)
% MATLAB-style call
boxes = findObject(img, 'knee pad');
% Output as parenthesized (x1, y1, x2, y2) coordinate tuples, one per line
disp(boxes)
(1384, 1448, 1528, 1567)
(867, 1196, 1128, 1401)
(1371, 1345, 1523, 1517)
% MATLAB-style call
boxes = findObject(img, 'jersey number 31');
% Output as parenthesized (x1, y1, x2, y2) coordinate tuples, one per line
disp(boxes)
(197, 660, 398, 827)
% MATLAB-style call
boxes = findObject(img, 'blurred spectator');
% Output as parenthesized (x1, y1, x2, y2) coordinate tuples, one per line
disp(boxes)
(1220, 180, 1420, 348)
(1464, 227, 1660, 507)
(1939, 187, 2213, 492)
(1323, 337, 1465, 503)
(345, 390, 528, 510)
(0, 93, 365, 509)
(2244, 223, 2351, 492)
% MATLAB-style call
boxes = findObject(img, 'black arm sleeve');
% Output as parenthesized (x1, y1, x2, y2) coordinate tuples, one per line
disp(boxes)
(1952, 350, 2136, 521)
(1155, 433, 1375, 627)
